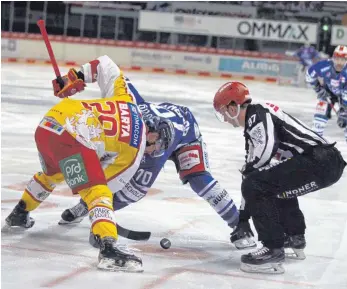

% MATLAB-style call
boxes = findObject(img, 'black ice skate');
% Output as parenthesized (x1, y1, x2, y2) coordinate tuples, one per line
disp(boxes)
(240, 246, 285, 274)
(230, 221, 256, 249)
(97, 237, 143, 272)
(2, 200, 35, 231)
(284, 234, 306, 260)
(58, 201, 88, 225)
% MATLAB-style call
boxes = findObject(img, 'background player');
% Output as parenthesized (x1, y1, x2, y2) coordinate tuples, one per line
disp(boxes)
(58, 69, 242, 247)
(306, 45, 347, 140)
(3, 55, 168, 272)
(213, 81, 346, 274)
(293, 43, 320, 72)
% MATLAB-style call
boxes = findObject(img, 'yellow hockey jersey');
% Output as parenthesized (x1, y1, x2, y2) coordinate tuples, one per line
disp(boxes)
(40, 56, 146, 192)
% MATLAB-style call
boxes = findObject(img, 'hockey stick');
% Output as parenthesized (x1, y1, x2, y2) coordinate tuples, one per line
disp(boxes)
(326, 97, 338, 115)
(117, 224, 151, 241)
(37, 20, 61, 77)
(37, 20, 64, 87)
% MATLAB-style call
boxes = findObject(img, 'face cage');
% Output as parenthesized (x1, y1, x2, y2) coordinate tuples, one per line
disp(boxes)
(214, 104, 241, 127)
(146, 139, 166, 158)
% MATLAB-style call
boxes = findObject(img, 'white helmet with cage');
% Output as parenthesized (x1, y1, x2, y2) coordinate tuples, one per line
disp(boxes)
(332, 45, 347, 72)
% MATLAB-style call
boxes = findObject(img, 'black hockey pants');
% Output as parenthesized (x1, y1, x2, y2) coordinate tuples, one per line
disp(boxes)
(241, 143, 346, 249)
(239, 198, 306, 237)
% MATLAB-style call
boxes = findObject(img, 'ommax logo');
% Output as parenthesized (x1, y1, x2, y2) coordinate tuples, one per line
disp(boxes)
(237, 21, 310, 41)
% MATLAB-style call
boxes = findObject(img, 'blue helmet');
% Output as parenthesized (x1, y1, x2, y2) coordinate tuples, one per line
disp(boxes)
(144, 116, 175, 157)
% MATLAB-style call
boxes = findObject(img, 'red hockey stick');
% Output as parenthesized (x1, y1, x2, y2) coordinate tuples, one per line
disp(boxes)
(326, 97, 338, 115)
(37, 20, 61, 77)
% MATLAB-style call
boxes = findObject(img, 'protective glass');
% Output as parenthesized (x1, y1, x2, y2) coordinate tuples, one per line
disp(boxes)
(214, 104, 241, 127)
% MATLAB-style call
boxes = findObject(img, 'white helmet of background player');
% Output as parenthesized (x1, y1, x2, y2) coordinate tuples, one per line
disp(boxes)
(213, 81, 252, 127)
(333, 45, 347, 72)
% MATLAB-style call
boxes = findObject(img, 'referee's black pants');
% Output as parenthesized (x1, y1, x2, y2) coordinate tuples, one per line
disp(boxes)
(241, 144, 346, 249)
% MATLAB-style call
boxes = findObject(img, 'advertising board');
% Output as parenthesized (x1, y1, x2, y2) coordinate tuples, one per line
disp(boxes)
(139, 11, 318, 43)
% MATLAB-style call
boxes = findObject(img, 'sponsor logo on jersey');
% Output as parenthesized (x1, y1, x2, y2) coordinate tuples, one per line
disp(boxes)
(59, 154, 89, 189)
(258, 158, 288, 171)
(281, 181, 318, 198)
(315, 101, 328, 114)
(128, 103, 143, 148)
(36, 190, 50, 201)
(89, 206, 115, 225)
(39, 116, 64, 135)
(320, 66, 330, 73)
(117, 102, 143, 148)
(331, 79, 339, 87)
(212, 189, 228, 207)
(178, 149, 201, 170)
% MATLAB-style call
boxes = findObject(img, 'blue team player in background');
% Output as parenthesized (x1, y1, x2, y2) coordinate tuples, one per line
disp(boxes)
(59, 71, 246, 247)
(306, 45, 347, 141)
(294, 43, 320, 72)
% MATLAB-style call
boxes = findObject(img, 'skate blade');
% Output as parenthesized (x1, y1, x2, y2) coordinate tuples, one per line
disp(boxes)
(285, 248, 306, 260)
(1, 224, 31, 233)
(58, 216, 85, 225)
(97, 258, 143, 273)
(240, 262, 285, 274)
(233, 238, 257, 250)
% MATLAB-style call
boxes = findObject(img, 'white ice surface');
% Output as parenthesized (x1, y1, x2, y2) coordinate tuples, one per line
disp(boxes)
(1, 63, 347, 289)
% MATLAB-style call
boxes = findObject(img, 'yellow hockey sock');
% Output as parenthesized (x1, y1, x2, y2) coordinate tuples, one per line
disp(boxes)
(21, 172, 63, 211)
(79, 185, 118, 240)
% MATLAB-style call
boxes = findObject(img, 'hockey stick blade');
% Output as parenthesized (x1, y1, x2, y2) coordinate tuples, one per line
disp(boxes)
(117, 224, 151, 241)
(58, 218, 150, 241)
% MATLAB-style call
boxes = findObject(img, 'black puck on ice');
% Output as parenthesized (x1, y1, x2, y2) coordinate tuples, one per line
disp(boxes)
(160, 238, 171, 249)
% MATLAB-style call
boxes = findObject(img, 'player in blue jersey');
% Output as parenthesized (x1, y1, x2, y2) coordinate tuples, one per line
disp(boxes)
(306, 45, 347, 140)
(58, 63, 247, 248)
(294, 43, 320, 72)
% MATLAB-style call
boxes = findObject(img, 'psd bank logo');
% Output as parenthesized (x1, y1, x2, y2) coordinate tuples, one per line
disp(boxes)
(59, 154, 89, 189)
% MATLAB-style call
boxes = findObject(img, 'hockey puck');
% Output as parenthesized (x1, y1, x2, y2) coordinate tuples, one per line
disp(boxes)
(160, 238, 171, 249)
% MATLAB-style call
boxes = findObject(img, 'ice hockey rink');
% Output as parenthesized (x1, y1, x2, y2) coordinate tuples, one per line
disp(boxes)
(1, 63, 347, 289)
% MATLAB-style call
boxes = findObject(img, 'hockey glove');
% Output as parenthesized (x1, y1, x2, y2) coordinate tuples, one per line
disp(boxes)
(337, 107, 347, 128)
(317, 88, 330, 100)
(52, 69, 86, 98)
(314, 84, 330, 101)
(230, 221, 256, 249)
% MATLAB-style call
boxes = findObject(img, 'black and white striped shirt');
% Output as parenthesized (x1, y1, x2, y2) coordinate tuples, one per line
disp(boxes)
(243, 103, 329, 174)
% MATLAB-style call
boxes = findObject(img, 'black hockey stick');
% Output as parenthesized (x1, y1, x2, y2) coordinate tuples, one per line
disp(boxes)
(117, 224, 151, 241)
(90, 224, 151, 248)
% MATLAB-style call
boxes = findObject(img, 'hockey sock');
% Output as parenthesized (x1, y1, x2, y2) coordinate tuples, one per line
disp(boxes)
(21, 172, 61, 211)
(79, 185, 118, 239)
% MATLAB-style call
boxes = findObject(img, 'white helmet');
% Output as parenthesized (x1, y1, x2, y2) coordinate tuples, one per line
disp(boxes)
(332, 45, 347, 72)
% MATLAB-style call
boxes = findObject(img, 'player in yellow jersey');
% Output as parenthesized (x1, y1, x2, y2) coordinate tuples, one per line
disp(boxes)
(4, 56, 175, 272)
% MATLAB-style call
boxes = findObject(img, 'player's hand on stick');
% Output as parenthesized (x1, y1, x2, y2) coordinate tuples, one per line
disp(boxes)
(53, 69, 86, 98)
(314, 84, 330, 101)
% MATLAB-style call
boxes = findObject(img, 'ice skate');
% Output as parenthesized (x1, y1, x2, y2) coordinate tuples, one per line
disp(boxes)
(97, 237, 143, 272)
(284, 234, 306, 260)
(240, 246, 285, 274)
(58, 201, 88, 225)
(2, 200, 35, 231)
(230, 221, 256, 249)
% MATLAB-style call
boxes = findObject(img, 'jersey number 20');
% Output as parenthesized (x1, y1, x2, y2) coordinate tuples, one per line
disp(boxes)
(82, 101, 117, 137)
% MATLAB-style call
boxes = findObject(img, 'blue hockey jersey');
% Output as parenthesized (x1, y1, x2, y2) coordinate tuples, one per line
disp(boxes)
(295, 46, 319, 67)
(115, 78, 202, 204)
(306, 59, 347, 98)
